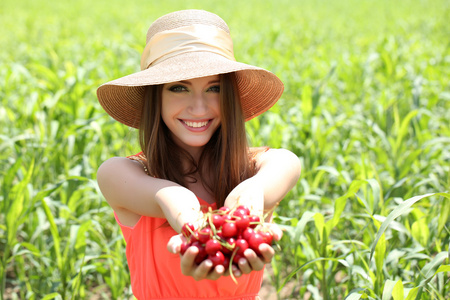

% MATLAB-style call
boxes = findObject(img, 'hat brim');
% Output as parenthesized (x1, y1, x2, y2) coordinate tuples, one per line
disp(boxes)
(97, 52, 284, 128)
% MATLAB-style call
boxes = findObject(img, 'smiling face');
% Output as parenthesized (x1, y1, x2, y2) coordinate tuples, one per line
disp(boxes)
(161, 75, 221, 156)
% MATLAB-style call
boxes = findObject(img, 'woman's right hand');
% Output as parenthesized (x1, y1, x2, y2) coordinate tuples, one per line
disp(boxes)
(167, 234, 229, 281)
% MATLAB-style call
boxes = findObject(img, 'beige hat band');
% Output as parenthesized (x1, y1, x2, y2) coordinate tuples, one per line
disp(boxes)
(140, 24, 236, 70)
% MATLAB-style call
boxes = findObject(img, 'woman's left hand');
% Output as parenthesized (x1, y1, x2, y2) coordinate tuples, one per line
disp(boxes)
(167, 234, 226, 280)
(232, 222, 283, 276)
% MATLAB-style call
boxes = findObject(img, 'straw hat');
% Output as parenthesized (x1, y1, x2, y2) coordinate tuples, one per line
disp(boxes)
(97, 9, 284, 128)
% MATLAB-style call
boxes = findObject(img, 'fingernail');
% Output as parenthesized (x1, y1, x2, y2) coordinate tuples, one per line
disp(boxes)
(239, 258, 246, 265)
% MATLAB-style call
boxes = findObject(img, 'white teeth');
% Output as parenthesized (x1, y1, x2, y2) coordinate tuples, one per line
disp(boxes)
(183, 120, 209, 128)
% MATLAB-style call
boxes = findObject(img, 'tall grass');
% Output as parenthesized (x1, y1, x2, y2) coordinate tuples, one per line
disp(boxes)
(1, 0, 449, 299)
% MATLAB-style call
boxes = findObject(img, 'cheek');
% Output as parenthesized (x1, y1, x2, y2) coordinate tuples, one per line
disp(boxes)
(161, 95, 177, 122)
(160, 103, 176, 129)
(211, 96, 221, 115)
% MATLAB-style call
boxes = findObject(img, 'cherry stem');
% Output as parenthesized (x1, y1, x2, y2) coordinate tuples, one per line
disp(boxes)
(229, 249, 239, 284)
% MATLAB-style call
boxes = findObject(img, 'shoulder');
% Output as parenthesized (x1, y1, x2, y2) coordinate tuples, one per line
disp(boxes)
(98, 153, 149, 177)
(97, 156, 145, 177)
(96, 156, 161, 225)
(127, 152, 150, 175)
(96, 156, 150, 199)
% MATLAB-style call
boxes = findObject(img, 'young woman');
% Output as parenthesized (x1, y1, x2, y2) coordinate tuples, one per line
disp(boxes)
(96, 9, 300, 299)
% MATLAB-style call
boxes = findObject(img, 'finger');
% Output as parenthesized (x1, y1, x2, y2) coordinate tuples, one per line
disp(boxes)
(206, 265, 226, 280)
(231, 264, 242, 277)
(258, 243, 275, 263)
(180, 246, 198, 275)
(192, 259, 214, 281)
(243, 249, 265, 271)
(223, 264, 241, 278)
(236, 256, 252, 275)
(265, 223, 283, 241)
(167, 234, 184, 254)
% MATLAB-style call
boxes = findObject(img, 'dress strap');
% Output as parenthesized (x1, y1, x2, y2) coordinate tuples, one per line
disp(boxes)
(127, 152, 150, 175)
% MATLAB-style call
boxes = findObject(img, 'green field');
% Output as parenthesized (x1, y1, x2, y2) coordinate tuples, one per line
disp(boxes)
(1, 0, 449, 299)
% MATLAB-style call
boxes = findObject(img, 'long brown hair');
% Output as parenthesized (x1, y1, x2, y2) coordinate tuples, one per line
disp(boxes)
(139, 73, 256, 207)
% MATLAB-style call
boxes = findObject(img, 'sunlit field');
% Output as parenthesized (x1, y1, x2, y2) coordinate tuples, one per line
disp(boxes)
(1, 0, 449, 299)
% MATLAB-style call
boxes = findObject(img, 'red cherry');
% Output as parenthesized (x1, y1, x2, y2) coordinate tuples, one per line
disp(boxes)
(180, 242, 191, 255)
(236, 205, 251, 215)
(198, 227, 212, 243)
(208, 251, 225, 267)
(181, 222, 195, 237)
(221, 256, 230, 269)
(232, 253, 245, 264)
(212, 214, 225, 229)
(222, 222, 238, 238)
(205, 239, 222, 255)
(223, 215, 233, 222)
(235, 215, 250, 230)
(189, 232, 199, 243)
(249, 215, 261, 228)
(235, 238, 249, 255)
(222, 237, 236, 254)
(219, 207, 230, 214)
(261, 231, 273, 245)
(232, 208, 247, 218)
(248, 233, 264, 255)
(242, 228, 254, 241)
(192, 241, 208, 264)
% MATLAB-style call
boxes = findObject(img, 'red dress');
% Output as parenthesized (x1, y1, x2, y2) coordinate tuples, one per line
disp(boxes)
(114, 149, 268, 299)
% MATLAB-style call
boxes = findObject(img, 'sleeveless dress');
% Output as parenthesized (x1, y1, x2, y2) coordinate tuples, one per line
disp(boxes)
(115, 148, 268, 299)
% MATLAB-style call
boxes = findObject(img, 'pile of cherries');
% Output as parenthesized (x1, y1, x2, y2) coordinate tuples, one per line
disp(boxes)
(180, 205, 274, 272)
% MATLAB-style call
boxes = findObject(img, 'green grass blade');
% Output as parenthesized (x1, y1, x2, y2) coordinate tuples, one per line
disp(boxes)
(40, 198, 63, 271)
(370, 193, 450, 260)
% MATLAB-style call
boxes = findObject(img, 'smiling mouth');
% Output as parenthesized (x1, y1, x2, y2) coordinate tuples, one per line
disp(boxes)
(182, 120, 210, 128)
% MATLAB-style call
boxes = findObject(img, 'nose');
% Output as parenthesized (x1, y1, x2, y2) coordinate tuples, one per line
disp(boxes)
(188, 92, 208, 116)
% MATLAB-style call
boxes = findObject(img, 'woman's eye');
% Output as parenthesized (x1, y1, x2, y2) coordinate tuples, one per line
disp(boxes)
(208, 85, 220, 93)
(169, 85, 187, 92)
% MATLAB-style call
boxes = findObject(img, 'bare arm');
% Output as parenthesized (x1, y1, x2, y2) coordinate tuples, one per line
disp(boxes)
(97, 157, 202, 233)
(219, 148, 300, 276)
(224, 148, 301, 214)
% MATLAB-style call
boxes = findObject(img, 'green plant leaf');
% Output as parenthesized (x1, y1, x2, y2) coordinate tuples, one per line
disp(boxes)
(404, 287, 419, 300)
(345, 292, 363, 300)
(314, 212, 325, 241)
(435, 264, 450, 274)
(382, 279, 397, 300)
(415, 252, 449, 287)
(437, 199, 450, 235)
(326, 179, 367, 233)
(411, 218, 429, 247)
(375, 232, 386, 277)
(41, 293, 62, 300)
(294, 211, 318, 242)
(41, 198, 63, 270)
(370, 193, 450, 260)
(392, 280, 404, 300)
(6, 159, 34, 245)
(278, 257, 342, 292)
(395, 109, 418, 151)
